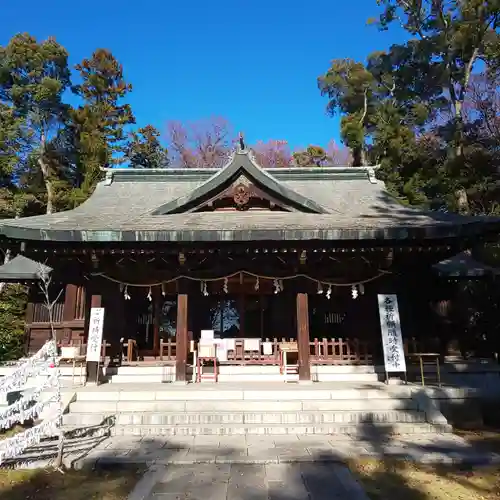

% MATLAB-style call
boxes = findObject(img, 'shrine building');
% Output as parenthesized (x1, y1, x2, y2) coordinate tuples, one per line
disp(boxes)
(1, 145, 499, 383)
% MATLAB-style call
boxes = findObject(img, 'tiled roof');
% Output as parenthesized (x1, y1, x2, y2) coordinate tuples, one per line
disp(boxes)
(0, 150, 498, 243)
(433, 251, 500, 277)
(0, 255, 52, 280)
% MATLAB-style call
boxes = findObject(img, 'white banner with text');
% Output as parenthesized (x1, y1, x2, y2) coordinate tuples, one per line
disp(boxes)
(86, 307, 105, 362)
(377, 294, 406, 373)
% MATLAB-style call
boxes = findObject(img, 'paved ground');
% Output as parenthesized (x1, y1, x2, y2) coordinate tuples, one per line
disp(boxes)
(71, 433, 500, 469)
(9, 431, 500, 470)
(131, 463, 370, 500)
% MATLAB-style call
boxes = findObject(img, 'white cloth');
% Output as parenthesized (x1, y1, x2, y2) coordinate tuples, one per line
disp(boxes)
(200, 330, 214, 341)
(213, 340, 227, 362)
(262, 342, 273, 355)
(224, 338, 236, 351)
(244, 338, 260, 351)
(198, 342, 216, 358)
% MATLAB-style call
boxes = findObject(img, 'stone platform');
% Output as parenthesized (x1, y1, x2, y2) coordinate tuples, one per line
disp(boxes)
(73, 432, 500, 470)
(61, 382, 456, 437)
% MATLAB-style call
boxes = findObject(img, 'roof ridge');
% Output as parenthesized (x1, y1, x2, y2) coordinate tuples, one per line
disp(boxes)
(150, 149, 330, 215)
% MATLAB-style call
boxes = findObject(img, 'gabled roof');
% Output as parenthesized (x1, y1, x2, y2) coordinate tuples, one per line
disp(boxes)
(0, 148, 499, 243)
(433, 251, 500, 278)
(152, 150, 328, 214)
(0, 255, 52, 281)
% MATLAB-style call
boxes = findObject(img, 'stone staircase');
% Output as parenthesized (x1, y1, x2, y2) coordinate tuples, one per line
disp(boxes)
(101, 365, 381, 384)
(62, 383, 452, 437)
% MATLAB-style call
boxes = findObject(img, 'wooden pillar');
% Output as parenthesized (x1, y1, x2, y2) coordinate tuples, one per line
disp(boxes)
(175, 282, 188, 383)
(104, 283, 126, 363)
(296, 292, 311, 382)
(153, 286, 161, 357)
(62, 284, 78, 345)
(86, 292, 102, 384)
(24, 301, 34, 354)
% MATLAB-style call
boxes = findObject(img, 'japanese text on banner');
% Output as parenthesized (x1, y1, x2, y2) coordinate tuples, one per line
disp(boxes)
(86, 307, 105, 362)
(377, 294, 406, 373)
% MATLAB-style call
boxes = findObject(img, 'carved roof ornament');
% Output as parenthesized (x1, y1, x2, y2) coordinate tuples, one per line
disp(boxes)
(238, 132, 245, 152)
(234, 174, 251, 187)
(233, 184, 250, 209)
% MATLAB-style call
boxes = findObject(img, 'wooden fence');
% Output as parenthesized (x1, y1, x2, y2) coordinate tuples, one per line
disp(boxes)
(310, 338, 373, 365)
(103, 337, 377, 365)
(223, 337, 374, 365)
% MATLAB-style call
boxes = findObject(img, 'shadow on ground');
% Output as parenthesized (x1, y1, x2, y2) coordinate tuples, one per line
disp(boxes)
(1, 397, 500, 499)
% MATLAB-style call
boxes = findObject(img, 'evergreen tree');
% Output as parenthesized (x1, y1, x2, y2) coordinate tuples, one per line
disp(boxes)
(126, 125, 169, 168)
(71, 49, 135, 194)
(318, 59, 377, 165)
(0, 33, 72, 214)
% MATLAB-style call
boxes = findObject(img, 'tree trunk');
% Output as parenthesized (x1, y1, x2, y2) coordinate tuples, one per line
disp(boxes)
(352, 147, 365, 167)
(455, 187, 470, 214)
(40, 272, 65, 470)
(38, 157, 54, 215)
(454, 46, 479, 158)
(360, 148, 367, 166)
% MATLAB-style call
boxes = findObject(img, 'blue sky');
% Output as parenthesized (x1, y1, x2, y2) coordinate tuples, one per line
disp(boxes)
(1, 0, 406, 149)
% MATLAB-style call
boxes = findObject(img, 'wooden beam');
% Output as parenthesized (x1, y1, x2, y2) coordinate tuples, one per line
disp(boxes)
(175, 284, 188, 383)
(296, 292, 311, 382)
(62, 284, 78, 345)
(153, 286, 161, 357)
(23, 301, 34, 355)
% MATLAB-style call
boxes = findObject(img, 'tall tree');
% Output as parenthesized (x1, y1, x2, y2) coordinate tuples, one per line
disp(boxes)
(371, 1, 500, 213)
(126, 125, 169, 168)
(71, 49, 135, 193)
(0, 34, 71, 214)
(0, 104, 24, 189)
(376, 0, 500, 158)
(166, 117, 234, 168)
(318, 59, 377, 165)
(252, 139, 292, 168)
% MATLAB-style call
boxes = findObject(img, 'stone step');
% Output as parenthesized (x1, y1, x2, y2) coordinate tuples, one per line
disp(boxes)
(69, 397, 418, 413)
(75, 388, 412, 402)
(109, 375, 176, 384)
(106, 373, 380, 383)
(116, 410, 426, 425)
(63, 413, 108, 426)
(63, 409, 425, 427)
(109, 422, 452, 437)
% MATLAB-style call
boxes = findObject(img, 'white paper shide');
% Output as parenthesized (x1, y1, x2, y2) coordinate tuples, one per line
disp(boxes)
(86, 307, 105, 362)
(377, 294, 406, 373)
(0, 340, 62, 464)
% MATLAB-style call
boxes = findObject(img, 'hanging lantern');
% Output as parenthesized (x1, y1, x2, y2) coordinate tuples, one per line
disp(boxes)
(254, 276, 260, 291)
(273, 278, 279, 294)
(351, 285, 359, 299)
(147, 286, 152, 301)
(359, 283, 365, 295)
(223, 277, 229, 294)
(326, 285, 332, 300)
(317, 282, 323, 294)
(201, 281, 209, 296)
(123, 285, 131, 300)
(162, 283, 167, 296)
